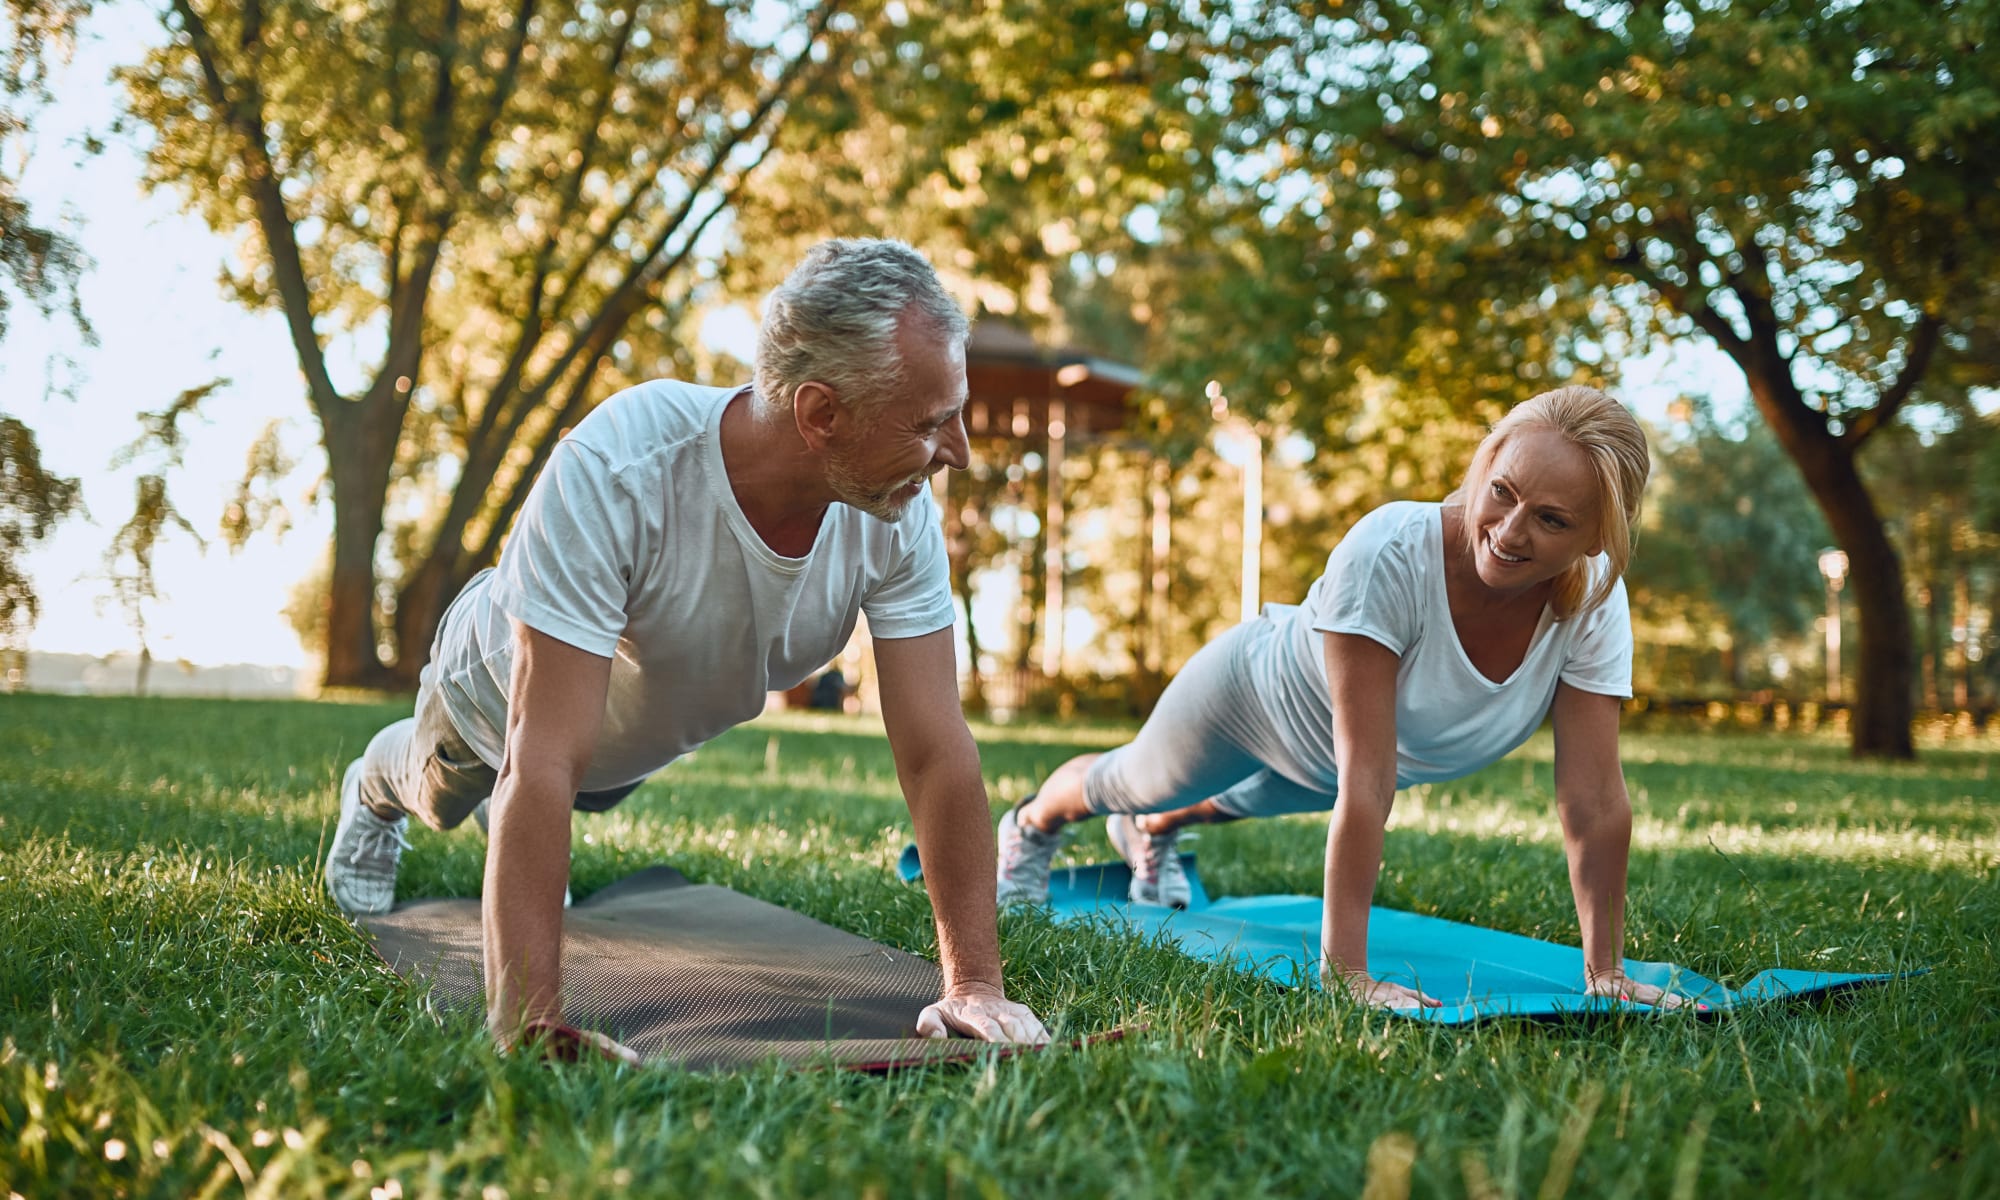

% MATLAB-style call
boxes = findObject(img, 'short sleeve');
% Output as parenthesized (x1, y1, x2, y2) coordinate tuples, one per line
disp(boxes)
(1307, 505, 1424, 657)
(1559, 574, 1634, 698)
(862, 489, 956, 639)
(487, 437, 634, 657)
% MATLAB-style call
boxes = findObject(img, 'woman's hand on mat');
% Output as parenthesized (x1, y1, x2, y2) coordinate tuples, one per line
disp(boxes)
(917, 982, 1051, 1044)
(1584, 972, 1687, 1010)
(1331, 969, 1443, 1010)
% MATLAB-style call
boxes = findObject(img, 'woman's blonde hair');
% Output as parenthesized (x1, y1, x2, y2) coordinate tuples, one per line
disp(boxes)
(1456, 386, 1651, 619)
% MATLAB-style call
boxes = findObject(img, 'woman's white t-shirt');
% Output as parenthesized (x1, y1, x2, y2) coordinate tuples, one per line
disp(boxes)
(427, 380, 956, 792)
(1248, 501, 1634, 790)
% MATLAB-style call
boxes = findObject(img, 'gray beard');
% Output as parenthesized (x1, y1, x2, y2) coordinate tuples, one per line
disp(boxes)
(826, 456, 920, 524)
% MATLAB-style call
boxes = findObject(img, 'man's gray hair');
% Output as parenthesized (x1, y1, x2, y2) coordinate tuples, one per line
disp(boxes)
(755, 238, 970, 419)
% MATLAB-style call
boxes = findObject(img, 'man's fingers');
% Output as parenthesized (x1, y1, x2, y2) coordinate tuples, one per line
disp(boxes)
(917, 998, 1051, 1044)
(582, 1030, 643, 1065)
(521, 1020, 641, 1066)
(1003, 1012, 1052, 1045)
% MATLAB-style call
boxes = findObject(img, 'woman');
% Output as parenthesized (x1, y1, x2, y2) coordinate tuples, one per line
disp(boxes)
(996, 386, 1683, 1010)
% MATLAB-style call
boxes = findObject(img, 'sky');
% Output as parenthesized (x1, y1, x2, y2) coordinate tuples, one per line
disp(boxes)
(4, 13, 1748, 676)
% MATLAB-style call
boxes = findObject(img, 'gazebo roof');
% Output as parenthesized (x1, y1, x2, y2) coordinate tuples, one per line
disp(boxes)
(963, 319, 1144, 439)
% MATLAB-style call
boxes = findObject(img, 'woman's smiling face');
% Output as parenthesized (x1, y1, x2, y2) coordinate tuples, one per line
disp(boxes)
(1464, 427, 1605, 595)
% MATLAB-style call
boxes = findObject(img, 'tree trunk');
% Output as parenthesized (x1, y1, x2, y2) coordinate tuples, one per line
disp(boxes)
(388, 554, 474, 689)
(1727, 314, 1917, 758)
(321, 410, 401, 691)
(1765, 423, 1915, 757)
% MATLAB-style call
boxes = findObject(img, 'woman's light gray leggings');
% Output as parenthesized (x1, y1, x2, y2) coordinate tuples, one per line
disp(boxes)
(1083, 619, 1338, 820)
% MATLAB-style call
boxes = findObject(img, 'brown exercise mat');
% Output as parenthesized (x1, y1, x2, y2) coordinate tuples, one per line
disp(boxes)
(363, 866, 1002, 1071)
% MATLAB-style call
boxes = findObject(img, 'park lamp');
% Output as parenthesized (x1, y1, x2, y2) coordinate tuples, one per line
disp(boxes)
(1817, 548, 1849, 704)
(1054, 362, 1090, 388)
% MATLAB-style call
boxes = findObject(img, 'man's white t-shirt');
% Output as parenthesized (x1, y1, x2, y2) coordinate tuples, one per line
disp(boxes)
(427, 380, 956, 792)
(1248, 501, 1634, 790)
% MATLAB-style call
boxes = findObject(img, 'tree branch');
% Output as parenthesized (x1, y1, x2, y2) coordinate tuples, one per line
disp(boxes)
(465, 0, 638, 459)
(1843, 312, 1943, 449)
(447, 0, 540, 198)
(532, 1, 845, 396)
(171, 0, 342, 419)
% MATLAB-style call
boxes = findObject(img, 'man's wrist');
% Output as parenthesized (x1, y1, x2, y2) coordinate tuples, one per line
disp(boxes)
(941, 976, 1006, 1000)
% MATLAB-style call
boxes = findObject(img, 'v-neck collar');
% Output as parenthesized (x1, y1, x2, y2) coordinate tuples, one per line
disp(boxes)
(1430, 506, 1554, 688)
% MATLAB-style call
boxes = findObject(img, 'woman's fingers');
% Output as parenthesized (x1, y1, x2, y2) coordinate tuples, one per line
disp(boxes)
(1588, 974, 1701, 1011)
(1341, 976, 1442, 1010)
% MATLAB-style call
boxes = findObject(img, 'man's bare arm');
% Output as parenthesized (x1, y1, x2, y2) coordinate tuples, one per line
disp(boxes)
(874, 628, 1047, 1043)
(482, 620, 613, 1047)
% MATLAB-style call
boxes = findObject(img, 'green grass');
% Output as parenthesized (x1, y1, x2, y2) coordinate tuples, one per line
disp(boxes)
(1, 692, 1995, 1198)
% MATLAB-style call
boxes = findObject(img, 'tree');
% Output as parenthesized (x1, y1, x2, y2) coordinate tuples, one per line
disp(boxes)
(1624, 400, 1831, 693)
(1, 0, 92, 341)
(124, 0, 857, 687)
(1863, 404, 2000, 709)
(123, 0, 1319, 690)
(0, 1, 93, 661)
(0, 416, 80, 656)
(1134, 0, 2000, 757)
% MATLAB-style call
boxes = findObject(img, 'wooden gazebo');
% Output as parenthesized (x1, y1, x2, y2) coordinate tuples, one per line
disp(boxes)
(939, 320, 1171, 689)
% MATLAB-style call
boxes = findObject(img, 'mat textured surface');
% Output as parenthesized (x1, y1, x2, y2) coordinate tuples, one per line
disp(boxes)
(904, 847, 1904, 1024)
(365, 866, 998, 1070)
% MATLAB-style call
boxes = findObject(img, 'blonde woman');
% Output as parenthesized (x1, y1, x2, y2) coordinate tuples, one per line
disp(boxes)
(997, 386, 1684, 1011)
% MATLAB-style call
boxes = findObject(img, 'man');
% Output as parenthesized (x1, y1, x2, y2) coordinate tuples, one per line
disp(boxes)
(325, 239, 1048, 1053)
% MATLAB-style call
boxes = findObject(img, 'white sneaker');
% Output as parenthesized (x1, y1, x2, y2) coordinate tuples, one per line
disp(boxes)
(995, 800, 1063, 907)
(471, 798, 571, 908)
(1107, 814, 1191, 908)
(325, 760, 408, 916)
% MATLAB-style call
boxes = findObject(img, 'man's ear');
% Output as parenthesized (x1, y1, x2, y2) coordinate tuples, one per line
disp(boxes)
(793, 381, 841, 451)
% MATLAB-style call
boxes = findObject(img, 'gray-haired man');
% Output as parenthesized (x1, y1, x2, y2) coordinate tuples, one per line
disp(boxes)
(325, 239, 1048, 1054)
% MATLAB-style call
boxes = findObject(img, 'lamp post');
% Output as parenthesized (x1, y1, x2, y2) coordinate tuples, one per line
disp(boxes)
(1207, 381, 1263, 623)
(1818, 548, 1849, 703)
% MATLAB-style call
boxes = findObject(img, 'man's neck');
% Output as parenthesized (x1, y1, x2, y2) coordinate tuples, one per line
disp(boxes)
(717, 386, 831, 557)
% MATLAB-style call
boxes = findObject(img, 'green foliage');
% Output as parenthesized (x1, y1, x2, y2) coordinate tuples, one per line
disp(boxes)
(1863, 405, 2000, 705)
(1144, 0, 2000, 424)
(0, 0, 94, 342)
(1627, 401, 1832, 665)
(2, 694, 1995, 1196)
(0, 415, 81, 652)
(1099, 0, 2000, 753)
(0, 2, 94, 660)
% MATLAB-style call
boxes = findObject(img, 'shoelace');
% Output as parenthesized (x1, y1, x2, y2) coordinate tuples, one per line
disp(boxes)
(1003, 816, 1054, 879)
(347, 817, 410, 866)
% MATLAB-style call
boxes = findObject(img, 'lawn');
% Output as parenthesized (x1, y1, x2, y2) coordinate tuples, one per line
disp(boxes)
(1, 691, 1994, 1198)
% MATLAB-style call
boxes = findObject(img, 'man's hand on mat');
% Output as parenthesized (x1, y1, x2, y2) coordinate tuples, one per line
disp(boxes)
(916, 982, 1051, 1044)
(1584, 972, 1687, 1010)
(1331, 970, 1443, 1010)
(517, 1018, 644, 1066)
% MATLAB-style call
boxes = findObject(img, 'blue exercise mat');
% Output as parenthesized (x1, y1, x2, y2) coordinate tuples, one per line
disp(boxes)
(901, 846, 1903, 1024)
